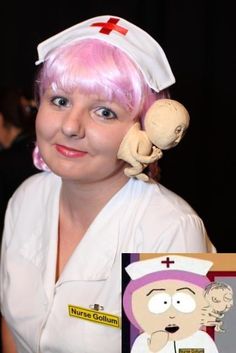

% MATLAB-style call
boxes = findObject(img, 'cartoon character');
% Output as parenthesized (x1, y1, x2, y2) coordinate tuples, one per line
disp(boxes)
(123, 255, 219, 353)
(117, 99, 190, 181)
(202, 281, 234, 333)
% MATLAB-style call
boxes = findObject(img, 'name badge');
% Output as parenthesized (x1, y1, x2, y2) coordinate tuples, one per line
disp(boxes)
(179, 349, 204, 353)
(68, 305, 121, 329)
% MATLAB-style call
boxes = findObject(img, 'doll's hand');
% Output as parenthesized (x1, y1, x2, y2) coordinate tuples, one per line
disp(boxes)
(151, 146, 163, 159)
(147, 330, 169, 352)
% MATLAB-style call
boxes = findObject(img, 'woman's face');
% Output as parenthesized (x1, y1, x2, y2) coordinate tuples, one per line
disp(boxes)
(36, 88, 136, 184)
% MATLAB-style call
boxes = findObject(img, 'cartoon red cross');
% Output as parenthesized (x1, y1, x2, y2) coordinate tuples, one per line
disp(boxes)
(90, 17, 128, 35)
(161, 257, 175, 268)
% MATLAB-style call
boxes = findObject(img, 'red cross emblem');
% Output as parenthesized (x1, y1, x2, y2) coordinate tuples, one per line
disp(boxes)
(90, 17, 128, 36)
(161, 257, 175, 268)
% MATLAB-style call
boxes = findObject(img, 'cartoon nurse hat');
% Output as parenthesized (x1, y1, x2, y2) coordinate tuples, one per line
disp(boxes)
(36, 15, 175, 93)
(125, 255, 213, 288)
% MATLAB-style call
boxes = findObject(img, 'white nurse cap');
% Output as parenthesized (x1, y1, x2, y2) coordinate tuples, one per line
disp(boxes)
(126, 255, 213, 280)
(36, 15, 175, 93)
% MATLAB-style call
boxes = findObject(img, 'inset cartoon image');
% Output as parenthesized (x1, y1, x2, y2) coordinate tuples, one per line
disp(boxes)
(123, 255, 234, 353)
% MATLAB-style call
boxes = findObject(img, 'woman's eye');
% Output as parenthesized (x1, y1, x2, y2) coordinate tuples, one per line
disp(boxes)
(94, 107, 117, 120)
(51, 96, 69, 107)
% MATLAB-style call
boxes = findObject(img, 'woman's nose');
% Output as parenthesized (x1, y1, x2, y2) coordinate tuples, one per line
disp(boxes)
(61, 110, 85, 138)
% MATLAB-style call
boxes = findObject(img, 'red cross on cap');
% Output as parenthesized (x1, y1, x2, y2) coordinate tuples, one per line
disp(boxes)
(90, 17, 128, 36)
(161, 257, 175, 268)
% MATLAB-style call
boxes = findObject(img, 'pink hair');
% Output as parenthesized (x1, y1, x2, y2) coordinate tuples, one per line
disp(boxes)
(33, 39, 168, 171)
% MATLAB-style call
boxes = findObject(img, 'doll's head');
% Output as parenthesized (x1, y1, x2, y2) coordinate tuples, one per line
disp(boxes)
(204, 282, 233, 313)
(144, 99, 190, 150)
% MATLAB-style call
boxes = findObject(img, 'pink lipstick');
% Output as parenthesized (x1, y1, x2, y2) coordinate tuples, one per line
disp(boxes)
(55, 144, 87, 158)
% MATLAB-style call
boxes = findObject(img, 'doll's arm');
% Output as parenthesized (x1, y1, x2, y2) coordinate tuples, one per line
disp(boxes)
(133, 145, 163, 164)
(118, 123, 163, 181)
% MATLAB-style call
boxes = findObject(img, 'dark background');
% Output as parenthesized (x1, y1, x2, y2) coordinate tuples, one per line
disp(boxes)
(0, 0, 235, 252)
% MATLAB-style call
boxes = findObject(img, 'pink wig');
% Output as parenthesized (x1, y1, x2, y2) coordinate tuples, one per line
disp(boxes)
(33, 39, 168, 171)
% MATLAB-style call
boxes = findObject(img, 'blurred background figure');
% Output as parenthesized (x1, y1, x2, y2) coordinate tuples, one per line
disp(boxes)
(0, 86, 40, 238)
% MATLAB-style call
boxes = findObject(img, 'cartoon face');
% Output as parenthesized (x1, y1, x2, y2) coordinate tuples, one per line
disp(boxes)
(131, 279, 207, 341)
(144, 99, 190, 150)
(206, 287, 233, 313)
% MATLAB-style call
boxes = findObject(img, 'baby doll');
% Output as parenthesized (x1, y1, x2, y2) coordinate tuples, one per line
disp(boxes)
(117, 99, 190, 181)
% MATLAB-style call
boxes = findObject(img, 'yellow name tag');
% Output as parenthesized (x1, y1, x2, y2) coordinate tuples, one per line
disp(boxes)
(179, 348, 204, 353)
(68, 305, 120, 329)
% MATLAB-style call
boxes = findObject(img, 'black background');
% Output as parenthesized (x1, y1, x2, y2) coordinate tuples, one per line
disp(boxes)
(0, 0, 235, 252)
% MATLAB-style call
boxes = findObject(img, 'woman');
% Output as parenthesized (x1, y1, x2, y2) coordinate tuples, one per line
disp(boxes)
(0, 15, 215, 353)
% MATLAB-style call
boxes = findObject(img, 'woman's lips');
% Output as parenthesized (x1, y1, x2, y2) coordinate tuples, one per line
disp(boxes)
(55, 144, 87, 158)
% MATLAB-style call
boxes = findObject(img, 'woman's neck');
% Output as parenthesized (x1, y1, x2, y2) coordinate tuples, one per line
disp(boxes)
(59, 174, 129, 229)
(56, 173, 129, 280)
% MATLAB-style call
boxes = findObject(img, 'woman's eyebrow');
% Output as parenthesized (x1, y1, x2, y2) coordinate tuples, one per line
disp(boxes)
(146, 288, 166, 296)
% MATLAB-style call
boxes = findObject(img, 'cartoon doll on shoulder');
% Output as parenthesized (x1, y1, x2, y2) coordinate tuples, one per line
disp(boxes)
(202, 281, 233, 333)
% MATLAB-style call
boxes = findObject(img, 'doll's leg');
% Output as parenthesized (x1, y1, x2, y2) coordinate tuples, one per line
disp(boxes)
(124, 163, 149, 181)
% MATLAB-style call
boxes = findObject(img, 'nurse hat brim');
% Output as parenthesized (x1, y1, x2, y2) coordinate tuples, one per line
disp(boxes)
(36, 15, 175, 93)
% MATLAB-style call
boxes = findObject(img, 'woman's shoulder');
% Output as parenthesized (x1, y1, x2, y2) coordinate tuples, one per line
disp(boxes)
(124, 179, 203, 232)
(2, 172, 61, 246)
(9, 172, 61, 211)
(15, 171, 59, 192)
(131, 180, 213, 252)
(134, 179, 197, 217)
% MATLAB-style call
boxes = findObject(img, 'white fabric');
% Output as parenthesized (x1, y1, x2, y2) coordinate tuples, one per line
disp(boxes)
(125, 255, 213, 280)
(36, 15, 175, 93)
(131, 330, 219, 353)
(0, 172, 214, 353)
